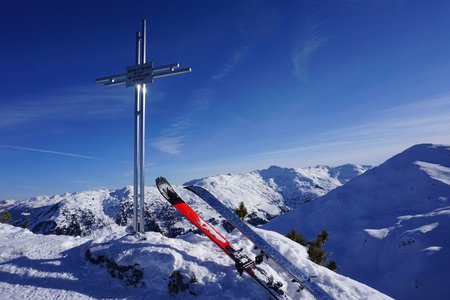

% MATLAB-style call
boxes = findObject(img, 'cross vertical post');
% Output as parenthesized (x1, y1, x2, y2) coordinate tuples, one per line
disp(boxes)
(139, 19, 146, 234)
(133, 30, 141, 233)
(96, 19, 191, 234)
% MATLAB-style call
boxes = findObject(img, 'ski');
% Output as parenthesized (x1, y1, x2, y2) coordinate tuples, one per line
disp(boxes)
(155, 177, 287, 300)
(185, 185, 333, 300)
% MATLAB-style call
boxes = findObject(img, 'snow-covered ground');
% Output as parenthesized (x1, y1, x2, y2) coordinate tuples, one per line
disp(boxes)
(265, 144, 450, 299)
(0, 223, 390, 299)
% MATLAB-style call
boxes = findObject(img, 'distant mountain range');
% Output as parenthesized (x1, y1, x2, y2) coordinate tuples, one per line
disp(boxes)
(265, 144, 450, 299)
(3, 164, 371, 238)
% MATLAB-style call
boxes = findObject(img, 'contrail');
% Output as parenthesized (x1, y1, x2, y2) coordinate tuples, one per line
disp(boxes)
(0, 145, 101, 160)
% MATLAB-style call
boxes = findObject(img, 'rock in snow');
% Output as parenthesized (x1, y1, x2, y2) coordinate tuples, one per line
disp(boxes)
(265, 143, 450, 299)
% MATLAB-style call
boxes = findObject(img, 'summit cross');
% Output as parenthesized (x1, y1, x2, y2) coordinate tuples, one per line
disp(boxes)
(96, 19, 191, 233)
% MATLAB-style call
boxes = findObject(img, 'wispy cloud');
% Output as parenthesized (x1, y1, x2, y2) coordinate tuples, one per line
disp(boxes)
(255, 95, 450, 166)
(320, 95, 450, 143)
(150, 88, 213, 155)
(292, 34, 327, 81)
(151, 44, 248, 155)
(0, 145, 101, 160)
(0, 85, 131, 129)
(151, 136, 185, 155)
(212, 46, 249, 81)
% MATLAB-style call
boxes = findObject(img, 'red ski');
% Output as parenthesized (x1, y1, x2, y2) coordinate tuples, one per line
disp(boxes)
(155, 177, 286, 299)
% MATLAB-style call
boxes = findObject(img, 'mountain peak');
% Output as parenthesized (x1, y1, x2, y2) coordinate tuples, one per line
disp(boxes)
(383, 143, 449, 165)
(265, 143, 450, 299)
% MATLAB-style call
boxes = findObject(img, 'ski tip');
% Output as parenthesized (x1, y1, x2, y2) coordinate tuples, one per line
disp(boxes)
(155, 176, 171, 200)
(155, 176, 183, 204)
(155, 176, 168, 187)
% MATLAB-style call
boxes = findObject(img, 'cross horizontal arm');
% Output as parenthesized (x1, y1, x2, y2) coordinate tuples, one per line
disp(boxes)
(104, 79, 127, 86)
(153, 67, 192, 79)
(95, 73, 126, 83)
(153, 63, 180, 72)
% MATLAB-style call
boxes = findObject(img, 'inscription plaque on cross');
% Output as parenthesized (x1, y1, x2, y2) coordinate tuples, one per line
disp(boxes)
(96, 19, 191, 233)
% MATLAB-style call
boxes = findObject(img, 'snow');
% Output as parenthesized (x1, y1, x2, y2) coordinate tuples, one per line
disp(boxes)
(3, 164, 370, 242)
(363, 227, 394, 239)
(185, 164, 371, 225)
(265, 144, 450, 299)
(364, 222, 440, 240)
(0, 160, 386, 299)
(406, 222, 439, 234)
(2, 143, 447, 299)
(0, 223, 389, 299)
(415, 161, 450, 185)
(421, 246, 442, 253)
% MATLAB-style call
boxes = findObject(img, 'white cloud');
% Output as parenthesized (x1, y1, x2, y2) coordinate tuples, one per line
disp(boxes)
(212, 46, 249, 81)
(150, 115, 189, 155)
(150, 88, 213, 155)
(151, 44, 247, 156)
(151, 136, 184, 155)
(320, 95, 450, 143)
(255, 95, 450, 166)
(292, 35, 327, 81)
(0, 145, 101, 160)
(0, 85, 131, 129)
(189, 88, 213, 112)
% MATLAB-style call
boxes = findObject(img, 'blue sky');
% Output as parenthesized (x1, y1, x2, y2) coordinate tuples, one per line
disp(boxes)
(1, 0, 450, 200)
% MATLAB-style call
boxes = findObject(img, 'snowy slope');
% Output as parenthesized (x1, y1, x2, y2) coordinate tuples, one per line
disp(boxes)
(185, 164, 371, 225)
(265, 144, 450, 299)
(0, 223, 390, 299)
(3, 164, 370, 238)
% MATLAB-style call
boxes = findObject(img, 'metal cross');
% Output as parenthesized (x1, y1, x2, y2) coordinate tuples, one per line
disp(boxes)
(96, 19, 191, 233)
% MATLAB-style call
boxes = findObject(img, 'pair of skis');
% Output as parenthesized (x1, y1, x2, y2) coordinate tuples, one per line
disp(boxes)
(156, 177, 332, 300)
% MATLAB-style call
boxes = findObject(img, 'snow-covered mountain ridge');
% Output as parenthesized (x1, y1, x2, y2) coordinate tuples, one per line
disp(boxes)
(186, 164, 371, 209)
(3, 163, 370, 238)
(265, 143, 450, 299)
